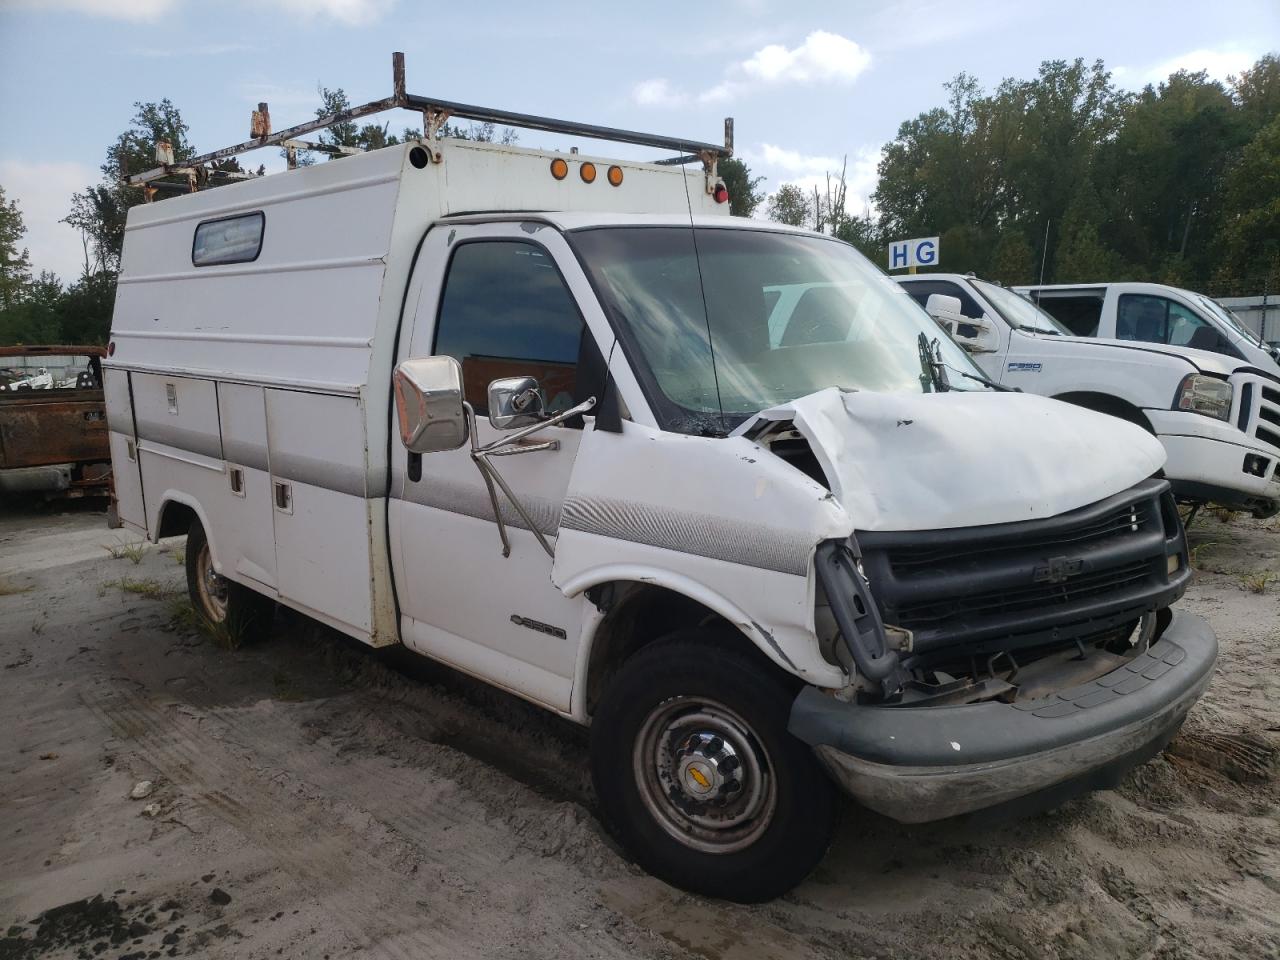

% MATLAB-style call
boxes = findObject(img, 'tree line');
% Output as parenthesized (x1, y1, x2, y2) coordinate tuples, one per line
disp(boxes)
(0, 53, 1276, 345)
(767, 54, 1279, 294)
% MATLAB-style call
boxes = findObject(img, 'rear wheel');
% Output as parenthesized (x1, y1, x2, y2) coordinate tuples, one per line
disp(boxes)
(185, 520, 274, 644)
(590, 629, 838, 902)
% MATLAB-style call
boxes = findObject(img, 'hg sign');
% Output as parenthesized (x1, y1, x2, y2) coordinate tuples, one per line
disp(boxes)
(889, 236, 939, 271)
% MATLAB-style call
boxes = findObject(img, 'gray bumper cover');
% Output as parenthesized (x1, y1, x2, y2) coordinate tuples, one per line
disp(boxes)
(788, 611, 1218, 823)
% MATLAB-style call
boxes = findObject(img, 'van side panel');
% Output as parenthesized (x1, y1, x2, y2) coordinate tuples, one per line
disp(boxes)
(217, 383, 278, 588)
(103, 368, 146, 531)
(265, 388, 373, 636)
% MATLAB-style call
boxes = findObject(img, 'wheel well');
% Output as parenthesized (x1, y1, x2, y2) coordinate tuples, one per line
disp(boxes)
(156, 499, 198, 540)
(584, 583, 752, 718)
(1053, 391, 1154, 433)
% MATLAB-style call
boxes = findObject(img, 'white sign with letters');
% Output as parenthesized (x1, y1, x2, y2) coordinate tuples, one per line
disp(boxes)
(888, 236, 939, 271)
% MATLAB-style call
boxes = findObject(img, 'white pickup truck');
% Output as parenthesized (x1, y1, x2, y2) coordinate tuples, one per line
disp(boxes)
(103, 59, 1215, 902)
(1015, 280, 1280, 375)
(898, 274, 1280, 518)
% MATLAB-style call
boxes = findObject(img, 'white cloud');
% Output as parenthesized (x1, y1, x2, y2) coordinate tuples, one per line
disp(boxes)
(1125, 47, 1262, 86)
(2, 0, 391, 23)
(751, 143, 882, 221)
(702, 31, 871, 103)
(1, 0, 176, 20)
(266, 0, 392, 25)
(631, 78, 686, 108)
(0, 160, 98, 283)
(754, 143, 840, 174)
(632, 30, 873, 108)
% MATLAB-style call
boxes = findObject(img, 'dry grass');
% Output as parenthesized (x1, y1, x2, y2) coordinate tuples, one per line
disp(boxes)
(1239, 571, 1277, 595)
(107, 577, 179, 601)
(102, 538, 146, 564)
(166, 598, 247, 651)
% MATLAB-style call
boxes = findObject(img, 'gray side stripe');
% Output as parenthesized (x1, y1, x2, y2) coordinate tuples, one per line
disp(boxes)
(135, 420, 223, 461)
(221, 437, 269, 473)
(560, 495, 812, 576)
(402, 477, 561, 536)
(270, 451, 367, 498)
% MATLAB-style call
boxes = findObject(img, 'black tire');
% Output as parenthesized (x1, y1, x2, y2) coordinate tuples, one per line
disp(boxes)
(590, 629, 838, 902)
(185, 519, 274, 645)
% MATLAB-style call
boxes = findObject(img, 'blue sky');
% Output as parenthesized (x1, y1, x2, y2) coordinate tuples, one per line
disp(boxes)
(1, 0, 1276, 281)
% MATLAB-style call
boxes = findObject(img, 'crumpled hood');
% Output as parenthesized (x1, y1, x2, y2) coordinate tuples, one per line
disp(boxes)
(735, 388, 1167, 532)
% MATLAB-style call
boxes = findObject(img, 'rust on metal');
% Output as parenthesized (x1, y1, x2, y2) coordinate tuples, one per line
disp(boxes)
(0, 346, 110, 494)
(155, 139, 175, 165)
(251, 101, 271, 139)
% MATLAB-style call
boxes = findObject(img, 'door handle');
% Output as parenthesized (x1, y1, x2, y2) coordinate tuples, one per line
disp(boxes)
(273, 480, 292, 513)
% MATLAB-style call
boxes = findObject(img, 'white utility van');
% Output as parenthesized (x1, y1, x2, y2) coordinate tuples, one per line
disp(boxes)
(898, 274, 1280, 518)
(104, 58, 1216, 902)
(1016, 280, 1280, 375)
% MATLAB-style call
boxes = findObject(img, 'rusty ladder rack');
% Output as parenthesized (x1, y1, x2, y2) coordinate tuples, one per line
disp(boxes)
(127, 52, 734, 199)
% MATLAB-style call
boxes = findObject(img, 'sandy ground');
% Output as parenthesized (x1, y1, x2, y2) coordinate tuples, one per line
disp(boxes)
(1, 501, 1277, 960)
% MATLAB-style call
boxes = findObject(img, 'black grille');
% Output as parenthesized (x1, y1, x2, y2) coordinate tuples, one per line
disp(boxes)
(858, 479, 1188, 658)
(1263, 385, 1280, 407)
(885, 499, 1148, 573)
(1258, 424, 1280, 450)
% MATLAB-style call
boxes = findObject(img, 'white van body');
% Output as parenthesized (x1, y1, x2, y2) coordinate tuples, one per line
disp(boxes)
(1015, 281, 1280, 377)
(105, 133, 1215, 902)
(900, 274, 1280, 517)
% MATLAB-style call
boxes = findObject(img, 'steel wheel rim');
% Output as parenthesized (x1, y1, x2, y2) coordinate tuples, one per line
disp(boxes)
(195, 541, 229, 623)
(633, 696, 777, 854)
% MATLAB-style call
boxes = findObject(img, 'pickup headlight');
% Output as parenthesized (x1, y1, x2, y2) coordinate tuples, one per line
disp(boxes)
(1174, 373, 1232, 421)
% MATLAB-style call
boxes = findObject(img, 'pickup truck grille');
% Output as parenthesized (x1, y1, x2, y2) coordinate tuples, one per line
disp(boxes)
(858, 479, 1188, 661)
(1236, 376, 1280, 451)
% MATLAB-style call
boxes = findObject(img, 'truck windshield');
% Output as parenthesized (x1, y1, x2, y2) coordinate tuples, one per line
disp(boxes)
(972, 279, 1070, 336)
(1196, 294, 1262, 347)
(570, 226, 987, 433)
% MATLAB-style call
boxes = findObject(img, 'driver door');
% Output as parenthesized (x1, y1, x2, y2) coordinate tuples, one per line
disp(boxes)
(389, 224, 591, 711)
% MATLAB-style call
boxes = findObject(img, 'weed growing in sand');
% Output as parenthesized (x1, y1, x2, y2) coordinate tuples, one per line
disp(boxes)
(172, 549, 185, 567)
(1189, 541, 1222, 570)
(272, 670, 305, 702)
(107, 578, 178, 601)
(102, 539, 146, 564)
(0, 578, 33, 597)
(1239, 571, 1277, 594)
(165, 598, 247, 651)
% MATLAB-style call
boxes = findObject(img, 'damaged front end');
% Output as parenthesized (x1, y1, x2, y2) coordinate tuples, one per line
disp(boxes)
(792, 479, 1217, 823)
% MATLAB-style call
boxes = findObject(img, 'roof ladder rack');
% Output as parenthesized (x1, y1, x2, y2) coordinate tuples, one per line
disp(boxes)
(127, 52, 733, 200)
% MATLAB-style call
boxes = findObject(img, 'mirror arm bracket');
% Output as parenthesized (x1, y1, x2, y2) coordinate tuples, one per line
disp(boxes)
(466, 397, 597, 560)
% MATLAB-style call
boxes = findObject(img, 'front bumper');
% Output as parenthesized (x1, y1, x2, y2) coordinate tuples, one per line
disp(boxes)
(1147, 409, 1280, 512)
(789, 611, 1217, 823)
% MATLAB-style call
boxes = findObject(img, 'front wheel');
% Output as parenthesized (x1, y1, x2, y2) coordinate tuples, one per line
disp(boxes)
(590, 630, 838, 902)
(185, 520, 274, 645)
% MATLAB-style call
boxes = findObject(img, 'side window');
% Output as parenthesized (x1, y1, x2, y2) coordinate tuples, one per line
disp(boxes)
(192, 212, 264, 266)
(1036, 294, 1102, 336)
(899, 280, 984, 319)
(433, 241, 584, 416)
(1117, 294, 1218, 349)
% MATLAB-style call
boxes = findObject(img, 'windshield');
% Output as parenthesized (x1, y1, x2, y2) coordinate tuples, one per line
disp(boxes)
(1196, 294, 1262, 347)
(972, 279, 1069, 335)
(571, 227, 987, 432)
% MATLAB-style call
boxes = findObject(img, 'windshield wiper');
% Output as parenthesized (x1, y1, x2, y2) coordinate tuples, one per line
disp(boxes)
(943, 362, 1021, 392)
(918, 332, 950, 392)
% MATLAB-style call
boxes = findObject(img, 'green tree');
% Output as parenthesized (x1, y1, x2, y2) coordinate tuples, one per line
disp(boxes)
(0, 185, 33, 312)
(1232, 54, 1280, 135)
(766, 183, 809, 227)
(1214, 116, 1280, 288)
(0, 270, 63, 345)
(718, 158, 765, 218)
(988, 231, 1036, 286)
(67, 99, 194, 273)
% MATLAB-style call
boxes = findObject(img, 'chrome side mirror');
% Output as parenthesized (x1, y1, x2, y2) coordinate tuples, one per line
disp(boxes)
(488, 376, 548, 430)
(393, 356, 469, 453)
(925, 294, 998, 353)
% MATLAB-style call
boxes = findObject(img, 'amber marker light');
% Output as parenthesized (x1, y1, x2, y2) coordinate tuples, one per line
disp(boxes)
(607, 165, 624, 186)
(550, 158, 569, 180)
(580, 162, 597, 183)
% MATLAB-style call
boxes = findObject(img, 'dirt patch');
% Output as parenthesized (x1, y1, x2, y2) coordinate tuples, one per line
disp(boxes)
(1, 503, 1277, 959)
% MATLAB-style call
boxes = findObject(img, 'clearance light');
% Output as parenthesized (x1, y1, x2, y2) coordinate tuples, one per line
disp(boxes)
(607, 165, 624, 187)
(580, 162, 597, 184)
(550, 158, 568, 180)
(107, 341, 116, 357)
(713, 183, 729, 204)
